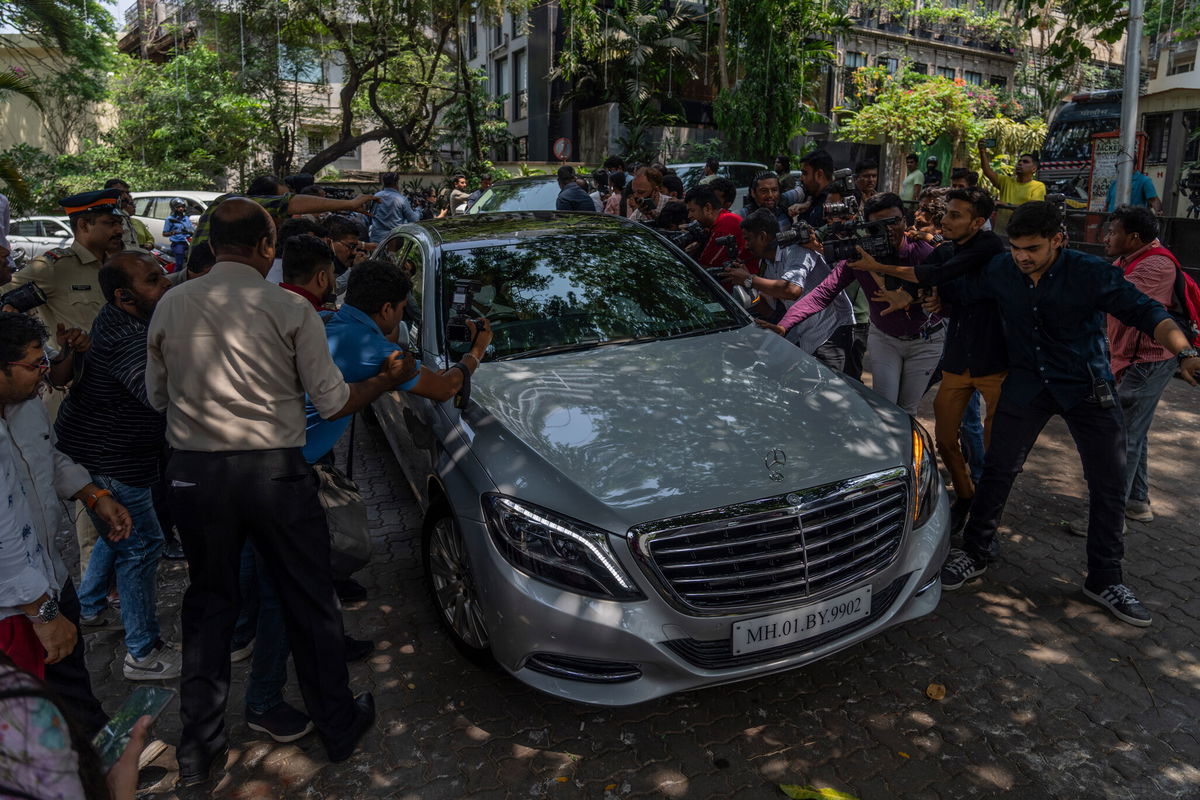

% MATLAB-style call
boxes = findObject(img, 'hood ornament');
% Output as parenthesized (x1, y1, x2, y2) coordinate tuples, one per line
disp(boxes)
(765, 448, 787, 482)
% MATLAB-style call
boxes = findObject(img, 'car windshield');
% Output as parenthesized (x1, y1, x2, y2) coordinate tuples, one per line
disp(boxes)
(439, 230, 742, 361)
(469, 180, 560, 213)
(1042, 116, 1120, 162)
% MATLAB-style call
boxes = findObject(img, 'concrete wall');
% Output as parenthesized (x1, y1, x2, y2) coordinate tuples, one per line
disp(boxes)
(578, 103, 621, 164)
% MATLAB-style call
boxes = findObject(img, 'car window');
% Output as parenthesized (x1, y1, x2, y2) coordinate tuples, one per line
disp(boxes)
(143, 197, 171, 220)
(673, 166, 704, 191)
(438, 230, 742, 361)
(380, 236, 424, 339)
(46, 220, 71, 238)
(135, 197, 155, 216)
(728, 165, 768, 188)
(468, 181, 560, 213)
(184, 198, 205, 216)
(10, 220, 39, 237)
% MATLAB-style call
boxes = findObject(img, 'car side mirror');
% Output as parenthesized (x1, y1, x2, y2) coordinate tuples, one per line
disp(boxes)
(731, 285, 755, 310)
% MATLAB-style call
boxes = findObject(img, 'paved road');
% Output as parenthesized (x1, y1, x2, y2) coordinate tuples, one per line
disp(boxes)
(80, 378, 1199, 799)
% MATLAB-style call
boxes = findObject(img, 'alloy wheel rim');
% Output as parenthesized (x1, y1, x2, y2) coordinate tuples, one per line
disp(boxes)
(429, 518, 489, 649)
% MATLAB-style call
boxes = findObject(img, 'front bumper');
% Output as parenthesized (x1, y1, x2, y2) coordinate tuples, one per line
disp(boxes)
(460, 481, 951, 706)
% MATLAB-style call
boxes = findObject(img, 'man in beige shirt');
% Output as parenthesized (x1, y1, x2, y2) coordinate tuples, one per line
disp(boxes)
(146, 198, 413, 786)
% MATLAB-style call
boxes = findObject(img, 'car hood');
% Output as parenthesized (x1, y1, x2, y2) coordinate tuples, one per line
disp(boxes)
(465, 326, 911, 527)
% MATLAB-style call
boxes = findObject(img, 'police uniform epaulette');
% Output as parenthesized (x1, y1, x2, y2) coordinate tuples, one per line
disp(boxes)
(45, 247, 73, 261)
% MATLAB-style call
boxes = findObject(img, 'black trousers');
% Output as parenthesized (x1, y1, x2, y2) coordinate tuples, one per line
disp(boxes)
(844, 322, 870, 381)
(167, 448, 354, 770)
(813, 324, 854, 373)
(45, 579, 109, 737)
(962, 388, 1127, 589)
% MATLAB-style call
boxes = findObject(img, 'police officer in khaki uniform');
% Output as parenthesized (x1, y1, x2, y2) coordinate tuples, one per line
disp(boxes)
(8, 189, 126, 575)
(8, 189, 127, 335)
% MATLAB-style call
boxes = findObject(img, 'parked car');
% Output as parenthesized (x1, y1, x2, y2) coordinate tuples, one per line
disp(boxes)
(371, 211, 950, 705)
(668, 161, 772, 209)
(130, 191, 223, 247)
(7, 216, 72, 260)
(466, 176, 562, 214)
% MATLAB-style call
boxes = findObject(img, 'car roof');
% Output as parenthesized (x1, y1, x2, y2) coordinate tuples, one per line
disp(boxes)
(130, 191, 224, 201)
(402, 210, 643, 248)
(668, 162, 770, 169)
(16, 215, 69, 222)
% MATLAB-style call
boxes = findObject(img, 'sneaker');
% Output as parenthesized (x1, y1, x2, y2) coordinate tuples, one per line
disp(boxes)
(1124, 500, 1153, 522)
(949, 496, 973, 537)
(1083, 583, 1152, 627)
(246, 702, 315, 743)
(80, 606, 122, 631)
(124, 641, 182, 680)
(1067, 518, 1128, 538)
(230, 638, 255, 663)
(940, 549, 986, 591)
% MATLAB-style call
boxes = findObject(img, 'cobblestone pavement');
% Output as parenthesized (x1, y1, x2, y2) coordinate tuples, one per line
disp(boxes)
(76, 379, 1199, 800)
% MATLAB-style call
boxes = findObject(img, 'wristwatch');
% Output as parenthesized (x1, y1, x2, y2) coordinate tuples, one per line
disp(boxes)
(1178, 346, 1199, 365)
(743, 276, 754, 290)
(26, 597, 59, 624)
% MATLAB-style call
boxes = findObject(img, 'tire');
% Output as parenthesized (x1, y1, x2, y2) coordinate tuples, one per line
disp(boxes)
(422, 506, 496, 667)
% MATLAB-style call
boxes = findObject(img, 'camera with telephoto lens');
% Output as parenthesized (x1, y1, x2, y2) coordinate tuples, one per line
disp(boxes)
(818, 214, 895, 265)
(776, 221, 815, 249)
(822, 194, 860, 222)
(637, 196, 657, 216)
(446, 279, 483, 343)
(0, 282, 48, 314)
(829, 167, 855, 198)
(664, 220, 710, 250)
(702, 235, 756, 309)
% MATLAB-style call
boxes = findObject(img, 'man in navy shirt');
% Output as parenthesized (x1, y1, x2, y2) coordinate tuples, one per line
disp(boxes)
(554, 166, 596, 213)
(933, 202, 1200, 626)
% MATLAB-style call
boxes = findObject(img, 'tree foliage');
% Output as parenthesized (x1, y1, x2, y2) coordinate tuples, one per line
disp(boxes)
(712, 0, 849, 162)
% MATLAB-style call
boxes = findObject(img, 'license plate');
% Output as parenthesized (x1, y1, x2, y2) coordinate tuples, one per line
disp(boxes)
(731, 585, 873, 655)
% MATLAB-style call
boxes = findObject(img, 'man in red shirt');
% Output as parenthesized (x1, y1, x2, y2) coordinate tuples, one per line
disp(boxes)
(1071, 205, 1183, 534)
(684, 186, 755, 270)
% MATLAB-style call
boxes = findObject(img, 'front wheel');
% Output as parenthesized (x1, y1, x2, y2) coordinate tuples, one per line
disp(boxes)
(422, 507, 495, 667)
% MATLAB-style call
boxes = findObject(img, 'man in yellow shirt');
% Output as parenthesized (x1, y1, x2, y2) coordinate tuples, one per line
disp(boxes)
(979, 143, 1045, 235)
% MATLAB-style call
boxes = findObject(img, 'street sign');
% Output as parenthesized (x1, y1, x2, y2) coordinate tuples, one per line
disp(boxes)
(553, 137, 572, 162)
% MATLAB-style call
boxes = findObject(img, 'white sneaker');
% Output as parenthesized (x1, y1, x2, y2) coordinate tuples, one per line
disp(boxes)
(1124, 500, 1153, 522)
(124, 642, 182, 680)
(231, 638, 255, 663)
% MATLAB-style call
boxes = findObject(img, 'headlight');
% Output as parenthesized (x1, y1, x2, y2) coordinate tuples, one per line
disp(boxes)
(483, 495, 644, 600)
(911, 421, 937, 528)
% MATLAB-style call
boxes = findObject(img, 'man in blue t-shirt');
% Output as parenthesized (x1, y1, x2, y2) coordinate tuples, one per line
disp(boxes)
(1105, 170, 1162, 214)
(303, 259, 493, 465)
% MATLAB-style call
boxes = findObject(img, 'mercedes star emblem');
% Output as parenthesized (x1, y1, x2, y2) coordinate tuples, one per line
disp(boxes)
(765, 448, 787, 482)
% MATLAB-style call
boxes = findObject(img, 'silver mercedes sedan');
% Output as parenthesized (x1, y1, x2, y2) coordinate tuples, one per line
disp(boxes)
(372, 211, 950, 705)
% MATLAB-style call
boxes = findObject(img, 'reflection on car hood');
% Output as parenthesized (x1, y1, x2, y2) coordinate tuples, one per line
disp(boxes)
(467, 326, 910, 526)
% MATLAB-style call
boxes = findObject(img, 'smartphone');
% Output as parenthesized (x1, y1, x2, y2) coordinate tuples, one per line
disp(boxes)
(92, 685, 176, 771)
(981, 137, 997, 148)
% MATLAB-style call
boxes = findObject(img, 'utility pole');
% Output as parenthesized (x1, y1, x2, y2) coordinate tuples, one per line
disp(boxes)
(1115, 0, 1144, 207)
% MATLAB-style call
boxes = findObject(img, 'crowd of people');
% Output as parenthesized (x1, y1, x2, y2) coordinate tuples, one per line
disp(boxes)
(0, 140, 1196, 795)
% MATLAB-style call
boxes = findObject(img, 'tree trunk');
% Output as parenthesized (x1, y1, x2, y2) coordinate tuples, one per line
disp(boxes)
(455, 4, 483, 169)
(717, 0, 729, 90)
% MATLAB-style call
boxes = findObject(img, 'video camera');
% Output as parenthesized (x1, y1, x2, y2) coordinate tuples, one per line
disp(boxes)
(0, 282, 47, 314)
(663, 220, 710, 250)
(776, 213, 893, 265)
(1179, 171, 1200, 219)
(446, 279, 484, 343)
(829, 167, 855, 198)
(637, 196, 657, 216)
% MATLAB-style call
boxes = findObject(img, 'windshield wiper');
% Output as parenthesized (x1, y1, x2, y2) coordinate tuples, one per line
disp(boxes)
(499, 338, 644, 361)
(657, 324, 743, 340)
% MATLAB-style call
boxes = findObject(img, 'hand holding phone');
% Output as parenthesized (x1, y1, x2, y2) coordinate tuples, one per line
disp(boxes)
(92, 685, 176, 771)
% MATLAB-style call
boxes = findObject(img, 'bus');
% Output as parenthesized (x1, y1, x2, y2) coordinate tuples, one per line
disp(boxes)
(1039, 89, 1123, 201)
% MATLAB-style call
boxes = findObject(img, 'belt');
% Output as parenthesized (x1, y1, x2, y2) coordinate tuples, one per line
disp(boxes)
(890, 321, 945, 341)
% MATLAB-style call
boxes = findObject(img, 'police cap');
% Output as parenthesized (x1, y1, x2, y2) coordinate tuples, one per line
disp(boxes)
(58, 189, 124, 219)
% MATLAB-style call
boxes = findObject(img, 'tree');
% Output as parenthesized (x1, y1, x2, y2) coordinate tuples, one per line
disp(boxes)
(712, 0, 848, 162)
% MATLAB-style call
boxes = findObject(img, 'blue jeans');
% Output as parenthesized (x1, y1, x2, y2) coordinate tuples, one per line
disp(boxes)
(239, 543, 291, 715)
(959, 391, 986, 485)
(78, 476, 164, 660)
(171, 242, 187, 272)
(1117, 358, 1176, 503)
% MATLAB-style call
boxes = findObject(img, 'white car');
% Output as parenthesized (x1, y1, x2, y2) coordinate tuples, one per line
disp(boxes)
(7, 216, 73, 260)
(130, 191, 224, 247)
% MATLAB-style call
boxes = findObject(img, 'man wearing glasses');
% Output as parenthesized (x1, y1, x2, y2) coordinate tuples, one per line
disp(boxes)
(760, 192, 944, 414)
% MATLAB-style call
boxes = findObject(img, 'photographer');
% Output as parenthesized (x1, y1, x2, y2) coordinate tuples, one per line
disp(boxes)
(931, 201, 1200, 627)
(740, 171, 802, 230)
(683, 186, 754, 269)
(854, 159, 879, 204)
(852, 187, 1007, 534)
(764, 193, 942, 412)
(627, 167, 671, 224)
(796, 149, 838, 228)
(738, 210, 852, 368)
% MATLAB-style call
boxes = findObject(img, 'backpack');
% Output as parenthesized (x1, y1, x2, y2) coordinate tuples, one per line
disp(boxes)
(1124, 246, 1200, 347)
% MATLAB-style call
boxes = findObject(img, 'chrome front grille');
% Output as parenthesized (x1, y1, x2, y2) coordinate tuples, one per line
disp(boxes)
(629, 469, 909, 613)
